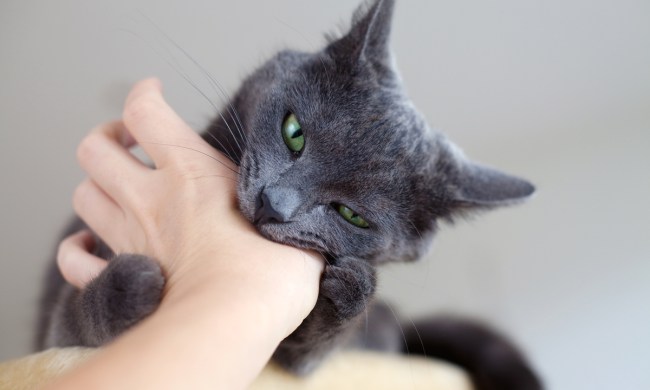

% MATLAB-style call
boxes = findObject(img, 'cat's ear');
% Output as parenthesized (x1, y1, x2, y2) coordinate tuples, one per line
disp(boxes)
(326, 0, 395, 68)
(451, 160, 536, 209)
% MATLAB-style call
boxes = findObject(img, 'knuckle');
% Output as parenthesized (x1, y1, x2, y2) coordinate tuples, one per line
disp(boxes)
(72, 182, 88, 216)
(56, 236, 77, 283)
(123, 94, 157, 128)
(177, 157, 204, 175)
(76, 132, 98, 165)
(56, 238, 69, 267)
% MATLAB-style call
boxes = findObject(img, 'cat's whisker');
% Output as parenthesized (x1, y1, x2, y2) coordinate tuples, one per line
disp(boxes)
(171, 50, 247, 156)
(139, 141, 240, 176)
(203, 128, 239, 164)
(402, 314, 426, 358)
(363, 305, 369, 338)
(201, 70, 248, 147)
(139, 12, 248, 154)
(116, 27, 222, 121)
(407, 220, 424, 240)
(382, 301, 411, 357)
(190, 66, 247, 152)
(162, 58, 245, 159)
(119, 26, 243, 163)
(188, 174, 238, 183)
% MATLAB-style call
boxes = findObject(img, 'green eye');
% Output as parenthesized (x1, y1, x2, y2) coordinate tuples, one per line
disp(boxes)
(281, 113, 304, 153)
(336, 204, 369, 228)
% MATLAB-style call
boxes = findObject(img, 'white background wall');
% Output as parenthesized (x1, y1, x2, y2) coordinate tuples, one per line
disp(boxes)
(1, 1, 648, 389)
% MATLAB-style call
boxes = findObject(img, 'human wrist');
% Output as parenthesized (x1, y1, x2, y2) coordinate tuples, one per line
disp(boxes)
(162, 237, 323, 338)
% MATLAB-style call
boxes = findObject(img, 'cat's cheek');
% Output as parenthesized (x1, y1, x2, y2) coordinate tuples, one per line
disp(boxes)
(235, 186, 256, 223)
(237, 195, 257, 223)
(236, 179, 262, 224)
(254, 224, 294, 246)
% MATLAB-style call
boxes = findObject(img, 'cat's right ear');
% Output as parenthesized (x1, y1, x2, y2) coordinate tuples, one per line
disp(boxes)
(325, 0, 395, 70)
(451, 161, 536, 209)
(437, 154, 536, 220)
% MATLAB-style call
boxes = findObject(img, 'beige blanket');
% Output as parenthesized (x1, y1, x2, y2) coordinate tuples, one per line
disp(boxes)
(0, 348, 472, 390)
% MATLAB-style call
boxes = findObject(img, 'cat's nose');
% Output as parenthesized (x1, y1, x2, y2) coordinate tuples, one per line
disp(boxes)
(254, 188, 300, 224)
(255, 192, 285, 224)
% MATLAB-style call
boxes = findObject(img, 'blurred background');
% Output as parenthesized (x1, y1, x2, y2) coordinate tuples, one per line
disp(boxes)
(1, 0, 648, 388)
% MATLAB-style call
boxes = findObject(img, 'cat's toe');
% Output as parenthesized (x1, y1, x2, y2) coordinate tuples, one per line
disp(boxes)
(321, 257, 375, 320)
(102, 254, 165, 332)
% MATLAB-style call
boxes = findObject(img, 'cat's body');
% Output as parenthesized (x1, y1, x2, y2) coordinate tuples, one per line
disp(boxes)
(38, 1, 542, 388)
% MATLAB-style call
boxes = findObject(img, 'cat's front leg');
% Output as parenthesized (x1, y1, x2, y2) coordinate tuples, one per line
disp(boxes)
(45, 254, 164, 347)
(272, 256, 376, 375)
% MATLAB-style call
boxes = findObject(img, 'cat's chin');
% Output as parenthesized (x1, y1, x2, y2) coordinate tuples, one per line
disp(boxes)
(255, 223, 328, 254)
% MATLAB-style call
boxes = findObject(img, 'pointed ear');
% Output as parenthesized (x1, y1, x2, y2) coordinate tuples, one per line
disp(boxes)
(326, 0, 395, 69)
(452, 161, 536, 209)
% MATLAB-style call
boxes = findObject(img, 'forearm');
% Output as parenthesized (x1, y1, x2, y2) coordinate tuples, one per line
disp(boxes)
(45, 241, 322, 390)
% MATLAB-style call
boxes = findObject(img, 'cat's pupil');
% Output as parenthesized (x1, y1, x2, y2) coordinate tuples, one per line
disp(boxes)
(336, 204, 370, 228)
(291, 128, 303, 139)
(281, 113, 305, 153)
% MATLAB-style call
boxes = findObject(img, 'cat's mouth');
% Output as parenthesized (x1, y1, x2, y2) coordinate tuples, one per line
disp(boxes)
(255, 223, 330, 256)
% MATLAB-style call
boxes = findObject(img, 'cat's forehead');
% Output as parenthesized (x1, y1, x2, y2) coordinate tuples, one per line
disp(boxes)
(284, 55, 425, 148)
(253, 49, 444, 203)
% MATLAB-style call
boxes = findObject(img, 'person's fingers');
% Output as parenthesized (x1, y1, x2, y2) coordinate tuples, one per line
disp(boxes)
(76, 121, 149, 207)
(122, 78, 208, 168)
(73, 179, 129, 252)
(57, 230, 108, 289)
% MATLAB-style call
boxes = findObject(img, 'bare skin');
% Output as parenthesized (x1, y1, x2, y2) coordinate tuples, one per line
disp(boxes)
(45, 78, 323, 390)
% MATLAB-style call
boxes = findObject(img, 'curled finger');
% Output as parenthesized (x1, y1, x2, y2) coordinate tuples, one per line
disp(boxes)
(57, 230, 108, 289)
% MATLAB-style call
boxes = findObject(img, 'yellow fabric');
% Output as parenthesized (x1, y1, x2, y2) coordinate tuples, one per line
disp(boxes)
(0, 348, 472, 390)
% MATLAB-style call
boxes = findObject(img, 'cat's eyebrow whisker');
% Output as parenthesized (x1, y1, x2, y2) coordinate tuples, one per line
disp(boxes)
(139, 141, 240, 175)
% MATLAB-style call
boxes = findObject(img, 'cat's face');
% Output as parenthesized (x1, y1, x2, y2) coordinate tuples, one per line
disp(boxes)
(212, 0, 534, 264)
(235, 50, 443, 263)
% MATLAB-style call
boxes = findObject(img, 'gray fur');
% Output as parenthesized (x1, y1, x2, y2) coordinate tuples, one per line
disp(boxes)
(38, 0, 540, 387)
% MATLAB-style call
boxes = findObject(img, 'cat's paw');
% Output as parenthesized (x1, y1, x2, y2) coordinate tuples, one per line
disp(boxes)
(320, 256, 376, 321)
(96, 254, 165, 335)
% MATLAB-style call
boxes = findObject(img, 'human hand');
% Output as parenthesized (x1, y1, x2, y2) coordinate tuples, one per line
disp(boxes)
(61, 78, 323, 336)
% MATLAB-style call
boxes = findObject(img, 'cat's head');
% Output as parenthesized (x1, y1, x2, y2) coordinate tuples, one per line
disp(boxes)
(219, 0, 534, 264)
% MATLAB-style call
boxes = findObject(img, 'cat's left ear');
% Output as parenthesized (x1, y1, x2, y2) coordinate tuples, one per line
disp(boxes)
(326, 0, 395, 69)
(450, 160, 536, 209)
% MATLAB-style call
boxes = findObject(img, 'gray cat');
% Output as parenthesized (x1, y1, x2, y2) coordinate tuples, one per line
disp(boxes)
(37, 1, 542, 389)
